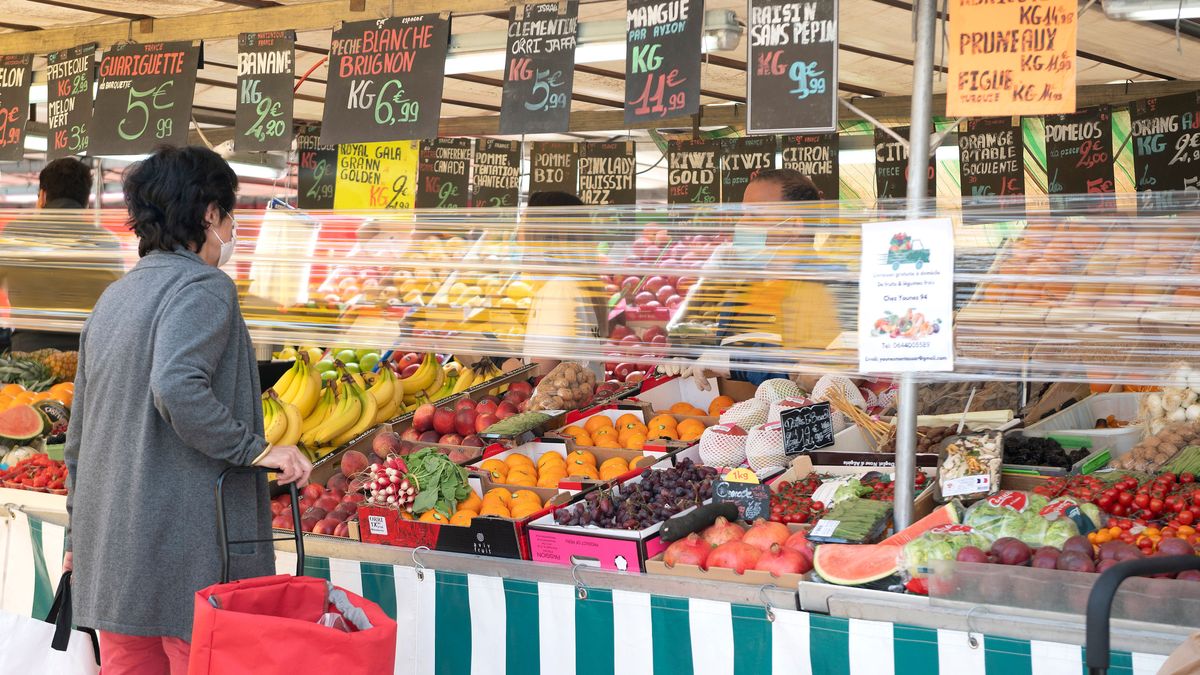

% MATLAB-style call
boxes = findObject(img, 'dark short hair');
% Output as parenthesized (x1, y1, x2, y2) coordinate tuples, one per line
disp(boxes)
(123, 146, 238, 257)
(528, 191, 583, 207)
(39, 158, 93, 206)
(749, 169, 823, 201)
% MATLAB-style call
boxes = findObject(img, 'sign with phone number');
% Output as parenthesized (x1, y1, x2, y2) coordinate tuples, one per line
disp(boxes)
(91, 41, 199, 156)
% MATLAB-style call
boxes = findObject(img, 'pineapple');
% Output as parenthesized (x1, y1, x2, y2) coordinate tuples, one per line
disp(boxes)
(0, 354, 55, 392)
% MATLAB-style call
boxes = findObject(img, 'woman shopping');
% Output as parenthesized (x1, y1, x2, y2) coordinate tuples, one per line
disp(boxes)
(63, 146, 312, 674)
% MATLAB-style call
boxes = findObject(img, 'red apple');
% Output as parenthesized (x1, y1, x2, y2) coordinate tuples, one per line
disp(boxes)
(613, 363, 634, 380)
(274, 493, 292, 508)
(303, 483, 324, 501)
(642, 300, 662, 310)
(475, 399, 499, 416)
(508, 381, 533, 397)
(610, 324, 634, 341)
(643, 276, 667, 294)
(641, 325, 666, 341)
(496, 401, 518, 419)
(401, 363, 421, 378)
(655, 285, 676, 304)
(272, 515, 293, 530)
(439, 433, 464, 446)
(343, 493, 366, 504)
(313, 518, 340, 536)
(299, 497, 315, 512)
(621, 276, 641, 294)
(333, 521, 351, 538)
(461, 434, 485, 447)
(433, 407, 457, 435)
(604, 283, 620, 294)
(327, 472, 350, 492)
(413, 403, 437, 433)
(634, 291, 656, 306)
(455, 407, 477, 434)
(666, 295, 683, 311)
(395, 352, 421, 368)
(455, 398, 477, 413)
(315, 496, 341, 512)
(476, 413, 499, 433)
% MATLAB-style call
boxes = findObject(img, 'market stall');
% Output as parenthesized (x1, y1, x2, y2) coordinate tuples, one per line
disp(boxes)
(2, 0, 1200, 673)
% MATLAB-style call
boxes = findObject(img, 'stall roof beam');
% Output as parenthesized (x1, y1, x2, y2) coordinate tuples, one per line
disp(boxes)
(21, 0, 152, 22)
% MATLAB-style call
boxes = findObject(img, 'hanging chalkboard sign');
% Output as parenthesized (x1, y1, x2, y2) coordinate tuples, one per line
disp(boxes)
(1131, 92, 1200, 213)
(322, 14, 450, 144)
(780, 401, 835, 456)
(713, 479, 772, 522)
(0, 54, 33, 161)
(501, 1, 578, 135)
(746, 0, 838, 134)
(624, 0, 704, 125)
(297, 129, 337, 209)
(579, 141, 637, 205)
(782, 133, 839, 200)
(667, 139, 721, 204)
(529, 141, 579, 195)
(416, 137, 472, 208)
(473, 138, 521, 207)
(236, 31, 295, 152)
(875, 127, 935, 202)
(46, 44, 95, 161)
(720, 136, 776, 203)
(91, 41, 200, 155)
(958, 117, 1025, 208)
(1044, 105, 1115, 198)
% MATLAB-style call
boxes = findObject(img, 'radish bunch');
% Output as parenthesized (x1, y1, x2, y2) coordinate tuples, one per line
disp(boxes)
(365, 456, 416, 511)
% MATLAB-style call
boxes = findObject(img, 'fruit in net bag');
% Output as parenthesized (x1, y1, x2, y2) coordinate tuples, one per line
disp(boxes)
(718, 399, 768, 429)
(755, 378, 802, 405)
(745, 422, 787, 471)
(698, 424, 749, 467)
(811, 375, 865, 432)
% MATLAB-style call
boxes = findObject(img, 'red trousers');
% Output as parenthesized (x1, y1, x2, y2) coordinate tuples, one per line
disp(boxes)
(99, 631, 190, 675)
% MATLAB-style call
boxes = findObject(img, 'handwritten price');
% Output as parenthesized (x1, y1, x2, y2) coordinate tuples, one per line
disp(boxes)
(1074, 139, 1109, 170)
(54, 73, 88, 98)
(386, 175, 410, 209)
(630, 71, 687, 118)
(306, 158, 331, 201)
(1169, 132, 1200, 166)
(437, 181, 461, 208)
(246, 96, 286, 141)
(0, 106, 19, 147)
(789, 61, 826, 101)
(487, 193, 514, 207)
(118, 81, 176, 142)
(525, 69, 568, 112)
(375, 80, 419, 126)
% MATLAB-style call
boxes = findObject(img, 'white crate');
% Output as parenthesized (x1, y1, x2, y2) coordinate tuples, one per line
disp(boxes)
(1022, 393, 1143, 457)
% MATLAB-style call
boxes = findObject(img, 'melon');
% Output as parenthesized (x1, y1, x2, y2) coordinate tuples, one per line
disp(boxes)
(0, 405, 46, 442)
(812, 504, 960, 586)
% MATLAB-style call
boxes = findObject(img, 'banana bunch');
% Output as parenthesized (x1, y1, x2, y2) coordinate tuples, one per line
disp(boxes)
(367, 365, 403, 424)
(399, 353, 447, 406)
(300, 372, 377, 449)
(269, 354, 322, 418)
(262, 390, 302, 446)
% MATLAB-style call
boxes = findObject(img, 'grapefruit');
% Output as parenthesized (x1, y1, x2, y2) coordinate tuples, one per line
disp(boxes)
(812, 503, 960, 586)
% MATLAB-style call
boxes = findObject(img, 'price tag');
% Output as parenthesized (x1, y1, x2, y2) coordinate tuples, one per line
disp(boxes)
(500, 0, 578, 135)
(529, 141, 580, 195)
(782, 133, 839, 201)
(723, 468, 759, 484)
(875, 126, 936, 202)
(579, 142, 637, 205)
(624, 0, 703, 125)
(713, 477, 771, 522)
(780, 401, 835, 456)
(720, 137, 777, 203)
(1131, 92, 1200, 213)
(472, 138, 520, 207)
(297, 128, 337, 209)
(1044, 106, 1115, 204)
(958, 118, 1025, 212)
(368, 515, 389, 536)
(416, 137, 472, 209)
(46, 45, 94, 161)
(91, 41, 200, 155)
(810, 519, 839, 538)
(941, 474, 991, 498)
(746, 0, 839, 134)
(235, 31, 295, 152)
(667, 139, 722, 204)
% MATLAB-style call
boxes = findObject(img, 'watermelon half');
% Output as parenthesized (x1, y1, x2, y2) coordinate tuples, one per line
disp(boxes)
(813, 503, 960, 586)
(0, 405, 47, 442)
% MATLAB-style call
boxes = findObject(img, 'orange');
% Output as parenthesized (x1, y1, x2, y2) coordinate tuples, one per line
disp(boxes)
(669, 401, 695, 414)
(615, 413, 643, 428)
(537, 474, 564, 489)
(485, 488, 513, 505)
(480, 459, 509, 479)
(0, 395, 12, 411)
(648, 426, 678, 441)
(506, 473, 537, 487)
(584, 415, 614, 434)
(561, 425, 589, 437)
(631, 455, 657, 469)
(537, 452, 566, 469)
(30, 392, 54, 403)
(480, 503, 511, 518)
(618, 422, 648, 439)
(511, 490, 542, 507)
(567, 449, 596, 466)
(600, 457, 629, 473)
(49, 382, 74, 396)
(458, 492, 483, 513)
(708, 395, 735, 416)
(623, 433, 647, 451)
(570, 465, 600, 480)
(569, 433, 594, 446)
(1, 384, 24, 397)
(648, 414, 678, 430)
(600, 465, 628, 481)
(687, 406, 708, 417)
(677, 419, 706, 437)
(590, 426, 615, 440)
(679, 428, 703, 442)
(399, 510, 416, 521)
(12, 393, 35, 406)
(510, 503, 542, 520)
(505, 454, 535, 470)
(594, 437, 622, 449)
(450, 510, 477, 526)
(419, 510, 450, 524)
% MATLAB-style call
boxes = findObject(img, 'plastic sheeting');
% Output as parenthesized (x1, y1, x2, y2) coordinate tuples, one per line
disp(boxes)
(0, 194, 1196, 384)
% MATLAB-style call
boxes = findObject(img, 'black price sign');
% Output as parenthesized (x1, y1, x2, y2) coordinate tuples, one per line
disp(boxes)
(46, 44, 95, 161)
(0, 54, 32, 162)
(713, 479, 772, 522)
(1131, 92, 1200, 212)
(720, 136, 776, 203)
(579, 141, 636, 205)
(297, 129, 336, 209)
(747, 0, 838, 134)
(416, 137, 472, 208)
(782, 133, 839, 200)
(958, 117, 1025, 207)
(322, 15, 450, 144)
(473, 138, 521, 207)
(875, 126, 935, 202)
(780, 401, 834, 456)
(529, 141, 579, 195)
(91, 41, 199, 155)
(624, 0, 704, 125)
(501, 1, 578, 135)
(1044, 105, 1115, 197)
(236, 31, 294, 152)
(667, 139, 721, 204)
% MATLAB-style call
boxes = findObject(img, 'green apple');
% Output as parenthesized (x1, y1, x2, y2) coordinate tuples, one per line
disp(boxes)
(356, 349, 379, 362)
(359, 353, 381, 372)
(335, 349, 357, 364)
(320, 370, 338, 382)
(314, 360, 336, 373)
(344, 362, 361, 374)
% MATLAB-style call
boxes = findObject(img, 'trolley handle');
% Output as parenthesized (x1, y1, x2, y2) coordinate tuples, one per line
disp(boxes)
(216, 465, 305, 583)
(1085, 554, 1200, 675)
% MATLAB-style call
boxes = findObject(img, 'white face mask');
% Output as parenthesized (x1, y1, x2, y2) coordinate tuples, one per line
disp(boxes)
(210, 214, 238, 267)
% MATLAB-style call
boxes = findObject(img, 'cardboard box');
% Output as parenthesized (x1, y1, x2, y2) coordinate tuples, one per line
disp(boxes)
(644, 523, 812, 587)
(356, 473, 577, 559)
(634, 375, 723, 416)
(770, 455, 937, 521)
(552, 405, 686, 455)
(474, 438, 658, 490)
(306, 424, 484, 489)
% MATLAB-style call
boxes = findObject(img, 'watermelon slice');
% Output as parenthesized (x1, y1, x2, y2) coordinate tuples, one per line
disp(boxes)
(0, 405, 47, 442)
(813, 503, 960, 586)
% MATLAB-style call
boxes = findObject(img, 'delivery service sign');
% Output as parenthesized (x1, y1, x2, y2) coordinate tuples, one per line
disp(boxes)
(858, 219, 955, 373)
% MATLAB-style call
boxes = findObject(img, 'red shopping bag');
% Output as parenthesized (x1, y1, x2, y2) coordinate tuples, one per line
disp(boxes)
(188, 574, 396, 675)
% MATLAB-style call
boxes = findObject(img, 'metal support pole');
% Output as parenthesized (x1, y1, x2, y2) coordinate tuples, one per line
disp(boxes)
(893, 0, 939, 530)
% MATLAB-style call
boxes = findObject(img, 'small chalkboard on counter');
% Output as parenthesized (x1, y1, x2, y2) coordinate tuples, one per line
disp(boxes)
(780, 402, 835, 456)
(875, 126, 935, 202)
(713, 479, 772, 522)
(782, 133, 839, 200)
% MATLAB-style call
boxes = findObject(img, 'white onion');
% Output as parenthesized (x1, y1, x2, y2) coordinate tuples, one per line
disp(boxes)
(1172, 366, 1193, 390)
(1169, 408, 1188, 422)
(1186, 390, 1199, 407)
(1146, 393, 1164, 415)
(1164, 391, 1184, 412)
(1187, 404, 1200, 421)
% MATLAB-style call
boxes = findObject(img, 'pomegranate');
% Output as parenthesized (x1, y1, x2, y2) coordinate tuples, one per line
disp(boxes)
(663, 534, 712, 568)
(754, 544, 808, 577)
(707, 542, 762, 574)
(783, 530, 811, 556)
(701, 517, 745, 548)
(742, 519, 790, 551)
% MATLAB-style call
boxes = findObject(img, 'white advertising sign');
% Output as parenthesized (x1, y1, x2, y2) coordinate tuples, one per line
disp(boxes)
(858, 218, 955, 373)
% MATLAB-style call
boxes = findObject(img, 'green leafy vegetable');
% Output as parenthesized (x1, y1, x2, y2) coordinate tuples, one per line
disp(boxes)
(406, 447, 471, 518)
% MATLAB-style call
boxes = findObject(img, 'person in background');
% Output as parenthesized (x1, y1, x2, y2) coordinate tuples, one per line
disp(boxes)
(666, 169, 849, 389)
(64, 146, 312, 675)
(0, 158, 123, 351)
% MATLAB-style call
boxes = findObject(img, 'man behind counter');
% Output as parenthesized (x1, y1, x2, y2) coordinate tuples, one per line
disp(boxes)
(0, 158, 123, 352)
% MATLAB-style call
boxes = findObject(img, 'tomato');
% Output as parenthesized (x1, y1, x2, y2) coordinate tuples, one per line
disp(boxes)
(1150, 498, 1165, 516)
(1181, 472, 1196, 485)
(1179, 509, 1196, 527)
(1133, 493, 1150, 509)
